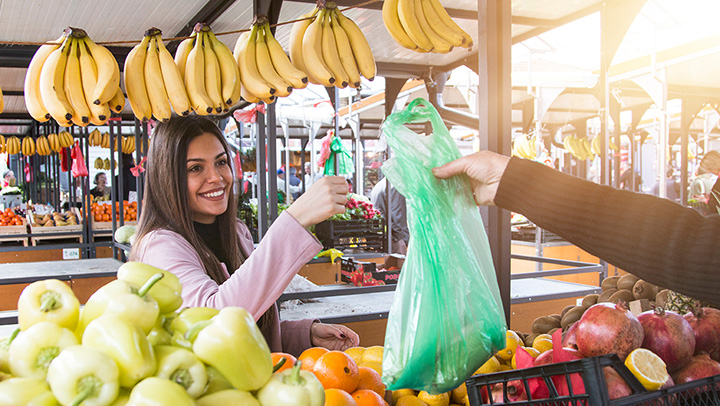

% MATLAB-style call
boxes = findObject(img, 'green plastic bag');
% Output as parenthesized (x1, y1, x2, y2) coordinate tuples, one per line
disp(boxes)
(381, 99, 507, 394)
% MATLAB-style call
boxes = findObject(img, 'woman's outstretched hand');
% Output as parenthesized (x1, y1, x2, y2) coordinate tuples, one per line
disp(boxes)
(432, 151, 510, 206)
(310, 322, 360, 351)
(286, 176, 349, 228)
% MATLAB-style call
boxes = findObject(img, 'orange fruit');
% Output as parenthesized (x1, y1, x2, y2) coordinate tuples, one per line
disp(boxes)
(351, 389, 385, 406)
(356, 366, 385, 397)
(417, 391, 450, 406)
(325, 388, 359, 406)
(298, 347, 328, 372)
(313, 350, 360, 393)
(271, 352, 297, 373)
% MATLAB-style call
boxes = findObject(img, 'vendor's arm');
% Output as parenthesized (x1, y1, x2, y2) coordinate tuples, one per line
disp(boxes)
(434, 152, 720, 307)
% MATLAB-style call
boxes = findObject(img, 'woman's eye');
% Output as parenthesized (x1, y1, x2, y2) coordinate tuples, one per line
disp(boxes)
(188, 165, 202, 172)
(217, 159, 228, 166)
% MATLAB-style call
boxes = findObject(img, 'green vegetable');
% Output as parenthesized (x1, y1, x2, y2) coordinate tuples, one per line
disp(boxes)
(17, 279, 80, 331)
(114, 225, 136, 244)
(0, 377, 60, 406)
(153, 346, 207, 398)
(46, 345, 119, 406)
(196, 389, 259, 406)
(125, 377, 194, 406)
(256, 361, 325, 406)
(117, 262, 183, 314)
(8, 321, 78, 380)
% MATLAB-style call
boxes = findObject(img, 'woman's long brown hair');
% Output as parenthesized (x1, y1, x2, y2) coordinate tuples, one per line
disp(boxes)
(130, 116, 244, 284)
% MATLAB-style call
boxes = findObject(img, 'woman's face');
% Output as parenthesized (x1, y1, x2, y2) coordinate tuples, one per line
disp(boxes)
(186, 133, 232, 224)
(97, 174, 106, 186)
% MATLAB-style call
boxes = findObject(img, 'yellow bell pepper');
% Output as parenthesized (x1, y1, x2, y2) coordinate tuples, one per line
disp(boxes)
(17, 279, 80, 331)
(46, 345, 119, 406)
(0, 328, 20, 374)
(125, 377, 194, 406)
(256, 361, 325, 406)
(0, 377, 60, 406)
(117, 262, 183, 314)
(82, 315, 156, 388)
(196, 389, 259, 406)
(169, 307, 218, 349)
(203, 366, 233, 395)
(153, 345, 207, 398)
(189, 307, 272, 391)
(109, 389, 130, 406)
(78, 275, 162, 336)
(8, 321, 78, 380)
(146, 318, 171, 347)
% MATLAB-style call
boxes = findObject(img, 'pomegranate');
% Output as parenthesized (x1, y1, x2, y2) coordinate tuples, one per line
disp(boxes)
(683, 307, 720, 361)
(491, 379, 527, 403)
(603, 367, 633, 400)
(637, 307, 695, 372)
(533, 347, 583, 367)
(671, 353, 720, 384)
(562, 322, 578, 350)
(575, 302, 644, 360)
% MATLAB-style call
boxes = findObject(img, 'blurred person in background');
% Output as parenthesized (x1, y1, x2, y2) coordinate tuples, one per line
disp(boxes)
(90, 172, 110, 200)
(1, 170, 15, 188)
(689, 151, 720, 205)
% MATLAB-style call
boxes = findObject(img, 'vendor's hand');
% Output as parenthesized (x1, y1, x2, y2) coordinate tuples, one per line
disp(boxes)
(286, 176, 348, 228)
(310, 322, 360, 351)
(432, 150, 510, 206)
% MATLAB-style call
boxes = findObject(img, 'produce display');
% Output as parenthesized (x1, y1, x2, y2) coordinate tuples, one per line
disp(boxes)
(0, 208, 24, 227)
(288, 2, 376, 90)
(25, 27, 122, 127)
(91, 201, 137, 222)
(30, 211, 79, 227)
(382, 0, 472, 53)
(511, 134, 539, 160)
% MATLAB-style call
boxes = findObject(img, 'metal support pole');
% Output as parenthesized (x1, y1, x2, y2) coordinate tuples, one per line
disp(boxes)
(267, 103, 278, 221)
(256, 108, 268, 239)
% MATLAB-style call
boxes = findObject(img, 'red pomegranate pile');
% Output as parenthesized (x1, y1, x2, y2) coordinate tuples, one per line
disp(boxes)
(574, 302, 644, 360)
(637, 307, 695, 372)
(683, 307, 720, 361)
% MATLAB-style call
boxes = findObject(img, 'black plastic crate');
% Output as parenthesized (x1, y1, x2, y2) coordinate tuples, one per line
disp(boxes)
(315, 219, 386, 252)
(466, 354, 720, 406)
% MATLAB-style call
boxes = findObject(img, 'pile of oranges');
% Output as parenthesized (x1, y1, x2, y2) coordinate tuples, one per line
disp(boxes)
(90, 201, 137, 222)
(0, 208, 23, 226)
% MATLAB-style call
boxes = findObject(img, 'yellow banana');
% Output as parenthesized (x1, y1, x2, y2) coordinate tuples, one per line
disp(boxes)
(88, 129, 100, 146)
(329, 9, 361, 88)
(84, 36, 120, 105)
(94, 157, 104, 169)
(59, 131, 74, 148)
(36, 136, 50, 156)
(255, 24, 293, 97)
(124, 35, 152, 121)
(64, 38, 91, 126)
(420, 0, 463, 47)
(47, 133, 61, 152)
(22, 137, 36, 156)
(185, 29, 215, 115)
(0, 135, 5, 153)
(109, 87, 125, 114)
(78, 37, 110, 125)
(427, 0, 472, 47)
(206, 31, 242, 106)
(582, 138, 594, 160)
(234, 26, 276, 100)
(39, 36, 74, 126)
(156, 35, 191, 116)
(289, 8, 320, 79)
(397, 0, 433, 52)
(334, 7, 377, 80)
(144, 35, 172, 122)
(382, 0, 419, 50)
(321, 10, 349, 89)
(101, 132, 109, 149)
(262, 23, 307, 90)
(174, 34, 195, 83)
(240, 82, 260, 104)
(6, 136, 19, 155)
(25, 34, 65, 122)
(413, 0, 453, 53)
(302, 9, 335, 87)
(591, 136, 601, 156)
(200, 31, 224, 113)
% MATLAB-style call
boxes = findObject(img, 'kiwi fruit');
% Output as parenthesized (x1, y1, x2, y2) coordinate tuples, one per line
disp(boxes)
(633, 280, 659, 300)
(581, 294, 600, 308)
(601, 276, 621, 291)
(547, 327, 560, 336)
(524, 333, 538, 347)
(531, 316, 561, 334)
(617, 274, 640, 291)
(561, 304, 575, 318)
(597, 288, 617, 303)
(608, 289, 636, 304)
(655, 289, 670, 308)
(561, 306, 585, 330)
(549, 314, 562, 323)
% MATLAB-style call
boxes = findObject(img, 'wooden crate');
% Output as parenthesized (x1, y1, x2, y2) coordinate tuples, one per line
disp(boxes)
(27, 208, 83, 246)
(91, 219, 137, 232)
(0, 218, 29, 246)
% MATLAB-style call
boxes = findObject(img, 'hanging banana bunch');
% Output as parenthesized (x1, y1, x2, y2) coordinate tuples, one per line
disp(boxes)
(563, 135, 595, 161)
(21, 137, 36, 156)
(382, 0, 472, 53)
(88, 128, 102, 146)
(94, 157, 104, 169)
(511, 134, 537, 160)
(103, 158, 111, 170)
(36, 135, 51, 156)
(287, 3, 375, 91)
(100, 132, 110, 149)
(47, 133, 62, 153)
(58, 131, 74, 148)
(125, 28, 194, 122)
(6, 136, 20, 155)
(121, 136, 136, 154)
(0, 135, 5, 154)
(25, 28, 120, 126)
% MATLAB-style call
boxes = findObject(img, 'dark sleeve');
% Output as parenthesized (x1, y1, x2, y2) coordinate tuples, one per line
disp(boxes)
(708, 177, 720, 214)
(494, 157, 720, 307)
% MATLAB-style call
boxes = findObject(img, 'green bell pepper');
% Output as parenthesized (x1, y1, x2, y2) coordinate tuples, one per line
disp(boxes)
(189, 306, 272, 391)
(8, 321, 78, 379)
(117, 262, 183, 314)
(82, 315, 156, 388)
(0, 377, 60, 406)
(125, 377, 194, 406)
(146, 317, 171, 347)
(153, 345, 207, 398)
(46, 345, 119, 406)
(0, 328, 20, 373)
(78, 275, 163, 336)
(196, 389, 260, 406)
(17, 279, 80, 331)
(203, 365, 233, 395)
(169, 307, 218, 349)
(256, 361, 325, 406)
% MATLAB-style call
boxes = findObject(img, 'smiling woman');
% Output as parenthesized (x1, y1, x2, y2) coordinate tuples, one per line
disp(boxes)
(130, 115, 359, 356)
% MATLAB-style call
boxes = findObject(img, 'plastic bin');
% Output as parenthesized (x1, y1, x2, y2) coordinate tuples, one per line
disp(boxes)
(465, 354, 720, 405)
(315, 219, 385, 252)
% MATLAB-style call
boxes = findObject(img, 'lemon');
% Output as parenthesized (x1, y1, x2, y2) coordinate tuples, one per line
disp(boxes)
(532, 335, 553, 353)
(359, 361, 383, 376)
(495, 330, 522, 361)
(463, 395, 470, 406)
(344, 346, 365, 365)
(392, 389, 417, 404)
(450, 383, 467, 404)
(624, 348, 669, 391)
(498, 364, 513, 372)
(474, 356, 501, 375)
(511, 347, 540, 369)
(396, 395, 428, 406)
(362, 345, 384, 364)
(417, 391, 450, 406)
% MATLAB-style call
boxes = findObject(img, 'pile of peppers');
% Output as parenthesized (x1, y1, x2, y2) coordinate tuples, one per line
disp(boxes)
(0, 261, 326, 406)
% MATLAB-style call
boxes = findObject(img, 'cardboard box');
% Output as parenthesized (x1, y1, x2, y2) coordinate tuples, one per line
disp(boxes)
(340, 254, 404, 286)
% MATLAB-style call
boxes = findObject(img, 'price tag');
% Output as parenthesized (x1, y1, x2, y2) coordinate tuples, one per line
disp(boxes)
(62, 248, 80, 260)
